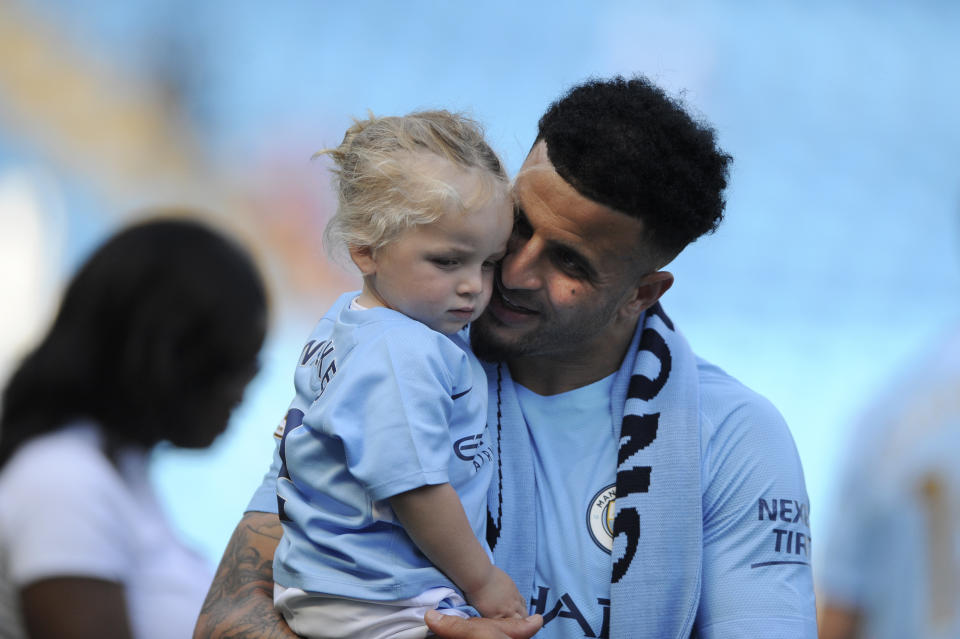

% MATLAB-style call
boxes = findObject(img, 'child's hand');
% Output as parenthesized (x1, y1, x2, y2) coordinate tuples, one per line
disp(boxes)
(464, 565, 528, 619)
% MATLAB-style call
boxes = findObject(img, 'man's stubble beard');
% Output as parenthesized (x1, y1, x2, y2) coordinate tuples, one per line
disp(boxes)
(470, 296, 621, 365)
(469, 313, 522, 363)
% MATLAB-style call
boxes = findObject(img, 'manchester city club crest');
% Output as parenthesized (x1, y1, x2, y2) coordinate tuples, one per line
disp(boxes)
(587, 484, 616, 553)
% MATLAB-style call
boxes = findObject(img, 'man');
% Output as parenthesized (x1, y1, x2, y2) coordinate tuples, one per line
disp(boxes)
(818, 324, 960, 639)
(195, 76, 816, 639)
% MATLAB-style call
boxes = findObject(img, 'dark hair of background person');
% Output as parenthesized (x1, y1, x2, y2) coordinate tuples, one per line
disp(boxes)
(0, 215, 268, 467)
(536, 75, 733, 261)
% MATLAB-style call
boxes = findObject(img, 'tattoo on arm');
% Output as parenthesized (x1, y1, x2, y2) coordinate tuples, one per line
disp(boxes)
(194, 513, 297, 639)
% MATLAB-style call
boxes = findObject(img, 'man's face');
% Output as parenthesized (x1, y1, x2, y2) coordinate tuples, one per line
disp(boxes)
(471, 141, 654, 365)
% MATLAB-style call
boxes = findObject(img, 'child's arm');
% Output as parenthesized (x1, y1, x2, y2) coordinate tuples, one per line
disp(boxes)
(389, 483, 527, 619)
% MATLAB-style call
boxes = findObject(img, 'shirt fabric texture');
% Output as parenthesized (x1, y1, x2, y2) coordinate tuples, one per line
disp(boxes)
(272, 293, 492, 602)
(518, 373, 618, 638)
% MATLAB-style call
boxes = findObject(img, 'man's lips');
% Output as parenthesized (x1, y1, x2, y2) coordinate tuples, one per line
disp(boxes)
(492, 288, 538, 315)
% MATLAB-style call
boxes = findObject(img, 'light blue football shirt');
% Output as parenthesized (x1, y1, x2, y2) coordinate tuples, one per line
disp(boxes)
(250, 320, 816, 636)
(688, 359, 816, 638)
(516, 374, 617, 639)
(504, 359, 816, 639)
(271, 293, 493, 601)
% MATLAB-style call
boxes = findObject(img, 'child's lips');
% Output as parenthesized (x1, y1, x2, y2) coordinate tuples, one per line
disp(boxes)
(449, 308, 475, 319)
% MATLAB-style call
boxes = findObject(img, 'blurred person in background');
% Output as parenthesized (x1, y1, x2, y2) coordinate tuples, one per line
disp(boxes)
(196, 76, 816, 639)
(818, 279, 960, 637)
(0, 216, 268, 639)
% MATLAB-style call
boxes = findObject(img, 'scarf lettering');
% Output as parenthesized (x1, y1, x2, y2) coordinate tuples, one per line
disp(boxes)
(613, 307, 672, 583)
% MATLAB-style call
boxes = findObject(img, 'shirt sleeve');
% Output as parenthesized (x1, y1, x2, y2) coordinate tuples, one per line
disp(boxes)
(695, 391, 818, 638)
(0, 439, 134, 585)
(245, 441, 282, 514)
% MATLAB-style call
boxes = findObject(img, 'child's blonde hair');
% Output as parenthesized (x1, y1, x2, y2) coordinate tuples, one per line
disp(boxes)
(320, 110, 509, 260)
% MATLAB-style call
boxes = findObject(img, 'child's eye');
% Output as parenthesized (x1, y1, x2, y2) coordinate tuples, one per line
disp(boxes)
(481, 259, 497, 270)
(431, 258, 459, 268)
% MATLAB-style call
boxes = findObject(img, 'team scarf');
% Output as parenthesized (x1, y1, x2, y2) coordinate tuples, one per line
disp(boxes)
(485, 303, 703, 638)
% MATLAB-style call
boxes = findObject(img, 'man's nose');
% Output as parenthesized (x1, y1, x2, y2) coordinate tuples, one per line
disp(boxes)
(500, 237, 543, 291)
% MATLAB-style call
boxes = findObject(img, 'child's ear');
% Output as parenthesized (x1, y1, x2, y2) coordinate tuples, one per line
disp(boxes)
(349, 245, 377, 276)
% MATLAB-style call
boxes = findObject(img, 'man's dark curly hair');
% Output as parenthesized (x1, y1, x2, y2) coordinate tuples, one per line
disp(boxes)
(537, 75, 732, 261)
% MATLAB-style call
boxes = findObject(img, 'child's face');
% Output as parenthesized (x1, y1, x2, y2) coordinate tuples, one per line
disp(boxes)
(354, 184, 513, 335)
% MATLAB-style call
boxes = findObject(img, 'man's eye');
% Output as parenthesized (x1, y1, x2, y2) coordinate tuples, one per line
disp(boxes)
(554, 250, 585, 274)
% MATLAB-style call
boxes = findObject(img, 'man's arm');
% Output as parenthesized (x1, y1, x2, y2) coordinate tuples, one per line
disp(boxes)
(193, 511, 297, 639)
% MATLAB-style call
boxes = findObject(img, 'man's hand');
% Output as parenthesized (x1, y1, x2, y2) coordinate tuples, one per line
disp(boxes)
(424, 610, 543, 639)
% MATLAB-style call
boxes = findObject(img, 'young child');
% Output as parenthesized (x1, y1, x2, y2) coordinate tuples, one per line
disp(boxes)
(272, 110, 526, 639)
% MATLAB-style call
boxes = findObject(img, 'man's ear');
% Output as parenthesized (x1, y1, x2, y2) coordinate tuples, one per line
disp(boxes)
(348, 245, 376, 276)
(621, 271, 674, 319)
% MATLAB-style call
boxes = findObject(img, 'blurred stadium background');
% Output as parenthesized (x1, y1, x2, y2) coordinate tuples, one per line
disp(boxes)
(1, 0, 958, 591)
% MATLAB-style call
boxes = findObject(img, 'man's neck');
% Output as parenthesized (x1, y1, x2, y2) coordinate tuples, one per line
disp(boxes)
(508, 357, 617, 396)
